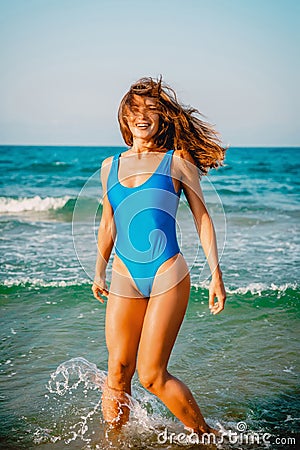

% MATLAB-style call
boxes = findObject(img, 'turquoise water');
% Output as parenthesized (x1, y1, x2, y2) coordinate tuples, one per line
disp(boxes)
(0, 146, 299, 449)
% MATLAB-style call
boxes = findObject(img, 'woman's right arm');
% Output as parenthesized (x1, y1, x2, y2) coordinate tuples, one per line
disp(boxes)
(92, 157, 115, 303)
(174, 150, 226, 314)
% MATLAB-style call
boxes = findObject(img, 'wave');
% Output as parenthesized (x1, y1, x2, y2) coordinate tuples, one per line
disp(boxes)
(223, 202, 300, 216)
(0, 195, 70, 212)
(216, 188, 252, 196)
(1, 277, 298, 296)
(226, 281, 299, 296)
(0, 196, 103, 221)
(1, 277, 91, 288)
(25, 161, 74, 172)
(193, 280, 298, 296)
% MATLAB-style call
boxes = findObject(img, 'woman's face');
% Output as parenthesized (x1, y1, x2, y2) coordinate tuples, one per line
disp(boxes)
(125, 95, 160, 142)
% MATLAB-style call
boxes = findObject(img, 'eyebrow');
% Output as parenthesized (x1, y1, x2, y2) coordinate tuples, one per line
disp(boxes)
(128, 100, 158, 109)
(145, 100, 158, 106)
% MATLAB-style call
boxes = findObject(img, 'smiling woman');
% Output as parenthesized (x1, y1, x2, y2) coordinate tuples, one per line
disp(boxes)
(92, 76, 227, 438)
(118, 77, 226, 174)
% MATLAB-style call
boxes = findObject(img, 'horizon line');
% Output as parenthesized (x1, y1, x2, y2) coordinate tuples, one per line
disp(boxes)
(0, 144, 300, 149)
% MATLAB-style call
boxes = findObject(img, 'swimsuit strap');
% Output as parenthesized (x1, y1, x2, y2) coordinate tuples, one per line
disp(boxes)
(107, 152, 121, 187)
(155, 149, 174, 176)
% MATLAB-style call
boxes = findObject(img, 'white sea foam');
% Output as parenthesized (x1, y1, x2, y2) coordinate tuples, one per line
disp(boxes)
(192, 281, 298, 295)
(2, 278, 298, 293)
(226, 282, 298, 295)
(2, 277, 90, 288)
(0, 196, 70, 212)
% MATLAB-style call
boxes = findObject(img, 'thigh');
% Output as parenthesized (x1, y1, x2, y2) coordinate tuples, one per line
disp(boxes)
(105, 290, 148, 365)
(151, 252, 190, 297)
(137, 268, 190, 370)
(110, 254, 145, 299)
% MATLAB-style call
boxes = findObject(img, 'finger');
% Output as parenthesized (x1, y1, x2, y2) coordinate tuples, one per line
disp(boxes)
(92, 283, 108, 296)
(209, 291, 215, 309)
(211, 301, 225, 315)
(101, 288, 109, 297)
(94, 291, 104, 303)
(92, 287, 105, 303)
(97, 288, 108, 299)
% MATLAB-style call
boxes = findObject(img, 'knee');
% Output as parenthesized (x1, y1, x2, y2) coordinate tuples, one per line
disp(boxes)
(138, 366, 165, 394)
(107, 358, 135, 390)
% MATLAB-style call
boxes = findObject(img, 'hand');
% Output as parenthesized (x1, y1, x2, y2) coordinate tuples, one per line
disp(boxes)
(92, 278, 109, 304)
(208, 275, 226, 315)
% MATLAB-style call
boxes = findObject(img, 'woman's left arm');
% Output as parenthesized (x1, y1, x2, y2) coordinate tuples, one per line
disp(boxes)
(175, 151, 226, 314)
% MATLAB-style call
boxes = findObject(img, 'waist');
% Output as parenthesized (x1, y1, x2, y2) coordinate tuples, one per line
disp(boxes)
(114, 229, 180, 265)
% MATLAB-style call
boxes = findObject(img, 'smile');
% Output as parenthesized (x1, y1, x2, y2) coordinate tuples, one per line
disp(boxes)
(136, 123, 150, 129)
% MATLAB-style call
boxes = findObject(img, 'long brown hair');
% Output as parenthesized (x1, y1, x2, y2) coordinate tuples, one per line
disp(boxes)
(118, 76, 227, 175)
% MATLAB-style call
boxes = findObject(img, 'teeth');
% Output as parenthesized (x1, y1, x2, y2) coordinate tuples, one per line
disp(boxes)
(137, 123, 149, 128)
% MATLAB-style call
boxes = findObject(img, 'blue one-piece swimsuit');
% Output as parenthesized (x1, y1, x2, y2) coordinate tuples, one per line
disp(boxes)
(107, 149, 182, 297)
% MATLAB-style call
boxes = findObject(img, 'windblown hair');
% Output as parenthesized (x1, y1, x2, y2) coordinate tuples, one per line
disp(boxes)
(118, 77, 227, 175)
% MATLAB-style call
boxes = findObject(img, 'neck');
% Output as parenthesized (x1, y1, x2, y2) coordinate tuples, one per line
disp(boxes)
(131, 138, 162, 154)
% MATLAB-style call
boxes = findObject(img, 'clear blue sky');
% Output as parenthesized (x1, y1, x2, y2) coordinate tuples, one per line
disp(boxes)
(0, 0, 299, 146)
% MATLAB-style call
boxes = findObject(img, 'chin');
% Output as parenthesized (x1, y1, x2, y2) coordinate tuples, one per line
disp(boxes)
(135, 132, 155, 140)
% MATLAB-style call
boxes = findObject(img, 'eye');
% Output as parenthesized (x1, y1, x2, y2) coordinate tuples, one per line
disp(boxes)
(130, 107, 139, 114)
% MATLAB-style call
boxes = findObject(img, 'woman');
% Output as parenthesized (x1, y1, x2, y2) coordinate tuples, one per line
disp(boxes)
(92, 77, 227, 435)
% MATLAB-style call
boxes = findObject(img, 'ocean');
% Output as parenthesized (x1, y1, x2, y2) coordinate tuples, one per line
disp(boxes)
(0, 145, 299, 449)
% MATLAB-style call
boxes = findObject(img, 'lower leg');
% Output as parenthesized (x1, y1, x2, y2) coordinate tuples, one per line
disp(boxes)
(141, 370, 214, 434)
(101, 377, 131, 428)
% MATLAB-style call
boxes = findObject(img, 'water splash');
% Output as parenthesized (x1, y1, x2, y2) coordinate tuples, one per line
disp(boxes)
(33, 357, 277, 449)
(41, 357, 183, 448)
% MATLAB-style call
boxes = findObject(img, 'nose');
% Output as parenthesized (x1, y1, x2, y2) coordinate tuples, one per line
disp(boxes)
(136, 108, 149, 119)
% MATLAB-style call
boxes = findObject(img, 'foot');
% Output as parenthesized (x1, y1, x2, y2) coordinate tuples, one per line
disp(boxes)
(197, 424, 220, 437)
(208, 425, 220, 436)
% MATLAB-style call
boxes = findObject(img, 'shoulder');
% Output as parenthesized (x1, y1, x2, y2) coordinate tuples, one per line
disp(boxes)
(173, 149, 199, 180)
(101, 155, 114, 172)
(173, 149, 197, 167)
(102, 154, 115, 168)
(100, 155, 115, 188)
(173, 149, 196, 164)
